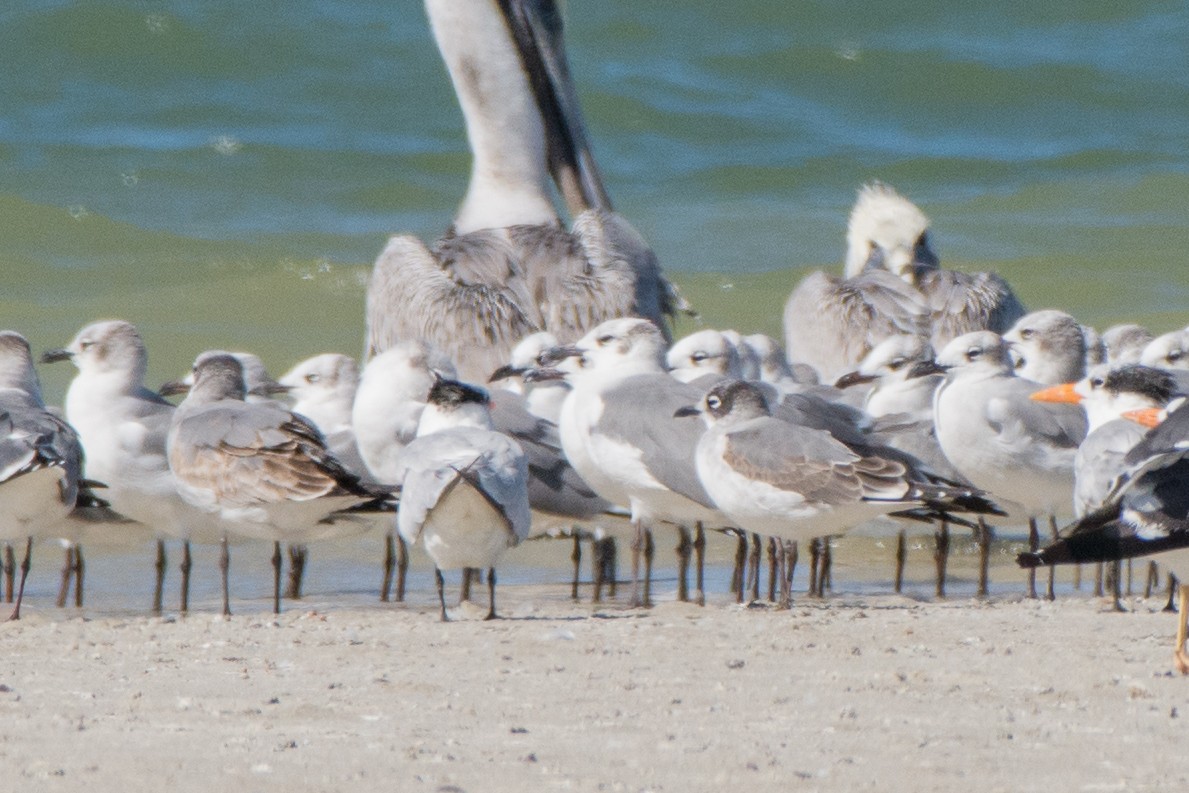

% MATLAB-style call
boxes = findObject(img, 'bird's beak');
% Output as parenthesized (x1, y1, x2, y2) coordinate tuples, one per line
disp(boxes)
(499, 0, 611, 214)
(40, 348, 72, 364)
(1123, 407, 1165, 428)
(252, 380, 291, 397)
(538, 345, 583, 366)
(523, 368, 566, 383)
(673, 405, 700, 418)
(834, 371, 877, 389)
(907, 360, 946, 379)
(1029, 383, 1081, 404)
(158, 380, 190, 397)
(488, 364, 524, 383)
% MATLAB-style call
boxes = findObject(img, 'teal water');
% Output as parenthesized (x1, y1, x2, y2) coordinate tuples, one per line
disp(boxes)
(1, 1, 1187, 608)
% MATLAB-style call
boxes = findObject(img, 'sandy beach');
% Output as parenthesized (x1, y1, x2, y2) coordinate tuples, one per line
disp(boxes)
(3, 557, 1187, 792)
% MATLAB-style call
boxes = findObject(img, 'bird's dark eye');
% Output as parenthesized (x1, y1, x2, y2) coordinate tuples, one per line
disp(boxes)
(305, 373, 320, 384)
(966, 347, 982, 360)
(1170, 350, 1183, 362)
(888, 357, 906, 370)
(691, 352, 709, 362)
(79, 340, 94, 350)
(597, 334, 614, 345)
(707, 395, 721, 410)
(1020, 329, 1034, 340)
(1090, 377, 1104, 388)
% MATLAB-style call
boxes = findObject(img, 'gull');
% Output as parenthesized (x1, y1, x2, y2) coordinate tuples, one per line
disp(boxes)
(0, 332, 83, 620)
(1002, 309, 1093, 385)
(542, 317, 728, 607)
(924, 331, 1087, 596)
(488, 331, 567, 424)
(666, 329, 744, 384)
(351, 341, 457, 601)
(835, 334, 937, 421)
(742, 333, 820, 391)
(278, 353, 367, 479)
(167, 354, 387, 615)
(43, 320, 225, 613)
(1102, 324, 1153, 366)
(1018, 397, 1189, 672)
(1140, 328, 1189, 371)
(394, 377, 530, 621)
(365, 0, 679, 385)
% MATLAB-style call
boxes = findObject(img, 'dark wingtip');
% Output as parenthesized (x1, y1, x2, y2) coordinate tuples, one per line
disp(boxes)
(1016, 551, 1045, 569)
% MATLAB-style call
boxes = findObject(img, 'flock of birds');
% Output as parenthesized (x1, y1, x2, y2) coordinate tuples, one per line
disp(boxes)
(3, 0, 1189, 675)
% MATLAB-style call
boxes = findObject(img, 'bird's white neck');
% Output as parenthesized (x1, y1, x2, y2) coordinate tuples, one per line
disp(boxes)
(417, 402, 495, 436)
(426, 0, 559, 234)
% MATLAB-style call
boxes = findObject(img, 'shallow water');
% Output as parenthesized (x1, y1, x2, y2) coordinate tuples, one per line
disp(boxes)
(2, 2, 1186, 609)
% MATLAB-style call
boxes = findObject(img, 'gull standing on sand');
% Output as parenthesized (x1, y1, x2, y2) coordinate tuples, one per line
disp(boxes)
(923, 331, 1087, 596)
(1019, 397, 1189, 673)
(365, 0, 678, 384)
(43, 320, 225, 613)
(167, 354, 386, 615)
(394, 378, 530, 621)
(0, 332, 83, 620)
(543, 318, 727, 607)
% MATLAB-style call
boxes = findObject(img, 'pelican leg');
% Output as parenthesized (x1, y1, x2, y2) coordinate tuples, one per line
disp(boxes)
(977, 519, 992, 599)
(1047, 516, 1058, 601)
(435, 567, 448, 622)
(675, 525, 692, 603)
(485, 567, 498, 621)
(1176, 585, 1189, 675)
(1026, 518, 1039, 599)
(731, 532, 747, 602)
(219, 535, 231, 618)
(180, 541, 192, 615)
(285, 544, 307, 600)
(693, 523, 706, 606)
(767, 537, 778, 603)
(642, 529, 654, 608)
(56, 545, 74, 608)
(380, 532, 395, 602)
(894, 529, 907, 594)
(153, 540, 167, 615)
(7, 537, 32, 621)
(271, 542, 283, 615)
(72, 545, 84, 608)
(934, 520, 950, 600)
(1166, 574, 1178, 613)
(3, 543, 13, 602)
(570, 533, 582, 601)
(395, 535, 409, 602)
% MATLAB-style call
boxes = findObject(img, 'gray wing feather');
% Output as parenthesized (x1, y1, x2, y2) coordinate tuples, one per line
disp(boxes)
(784, 269, 930, 382)
(918, 269, 1027, 350)
(0, 393, 81, 507)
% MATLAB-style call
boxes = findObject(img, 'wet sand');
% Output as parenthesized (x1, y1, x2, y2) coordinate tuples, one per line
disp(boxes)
(2, 533, 1187, 792)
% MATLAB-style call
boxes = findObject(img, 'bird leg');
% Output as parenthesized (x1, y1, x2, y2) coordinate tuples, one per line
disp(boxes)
(1094, 563, 1104, 597)
(56, 545, 74, 608)
(1176, 585, 1189, 675)
(285, 545, 307, 600)
(271, 541, 283, 615)
(153, 540, 167, 615)
(219, 535, 231, 618)
(1126, 558, 1133, 597)
(1165, 574, 1178, 613)
(808, 538, 821, 598)
(977, 519, 992, 599)
(781, 541, 798, 610)
(7, 537, 32, 621)
(72, 545, 84, 608)
(435, 567, 449, 622)
(460, 567, 474, 603)
(731, 532, 747, 602)
(748, 533, 762, 603)
(894, 529, 907, 594)
(3, 543, 13, 602)
(693, 523, 706, 606)
(630, 519, 644, 607)
(1046, 516, 1058, 601)
(1073, 563, 1082, 591)
(675, 525, 692, 603)
(767, 537, 778, 603)
(395, 535, 409, 602)
(1109, 559, 1125, 612)
(933, 520, 950, 600)
(591, 536, 605, 604)
(180, 541, 192, 615)
(1026, 518, 1039, 599)
(642, 528, 655, 608)
(605, 538, 618, 599)
(570, 532, 582, 601)
(380, 532, 395, 602)
(485, 567, 498, 621)
(819, 538, 833, 596)
(1145, 562, 1158, 600)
